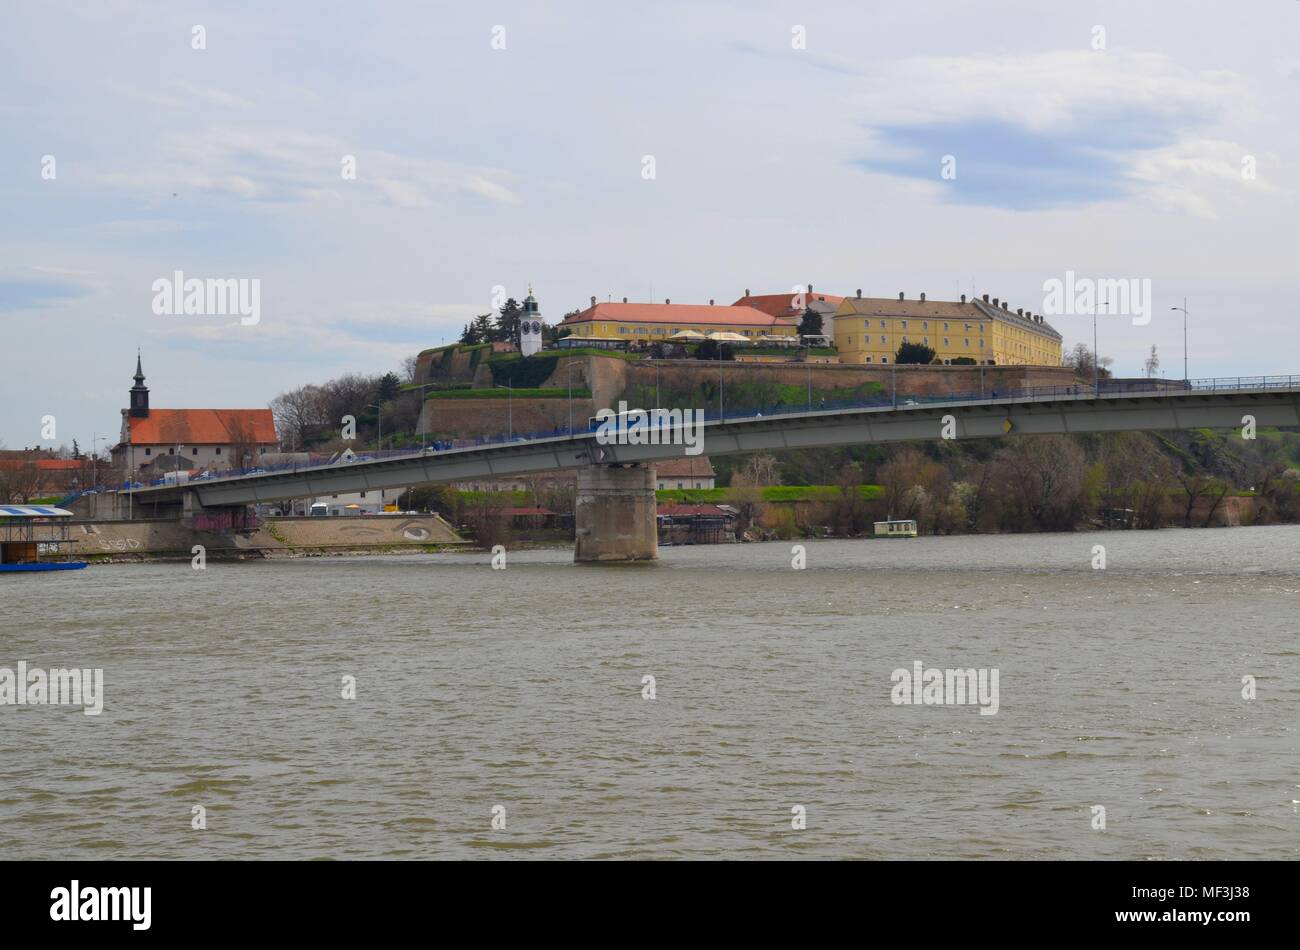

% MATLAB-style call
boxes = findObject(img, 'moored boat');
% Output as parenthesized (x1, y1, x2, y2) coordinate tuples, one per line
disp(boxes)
(0, 506, 88, 572)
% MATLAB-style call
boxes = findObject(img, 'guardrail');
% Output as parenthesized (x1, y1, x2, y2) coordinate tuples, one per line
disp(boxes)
(86, 374, 1298, 494)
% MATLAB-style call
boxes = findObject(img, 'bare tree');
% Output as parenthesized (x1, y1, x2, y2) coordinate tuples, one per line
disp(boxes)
(225, 415, 259, 471)
(270, 384, 329, 450)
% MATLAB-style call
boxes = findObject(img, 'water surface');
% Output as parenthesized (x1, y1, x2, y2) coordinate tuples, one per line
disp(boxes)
(3, 527, 1298, 859)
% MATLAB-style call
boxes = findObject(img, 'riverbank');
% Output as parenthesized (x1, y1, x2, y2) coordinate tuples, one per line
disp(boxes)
(67, 514, 466, 561)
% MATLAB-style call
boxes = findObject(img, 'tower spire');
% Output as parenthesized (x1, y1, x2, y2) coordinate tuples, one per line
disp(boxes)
(129, 350, 150, 418)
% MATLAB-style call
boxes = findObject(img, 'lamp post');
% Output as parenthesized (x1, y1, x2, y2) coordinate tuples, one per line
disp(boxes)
(367, 404, 383, 453)
(1170, 298, 1189, 382)
(494, 383, 513, 439)
(1093, 297, 1108, 395)
(566, 363, 579, 434)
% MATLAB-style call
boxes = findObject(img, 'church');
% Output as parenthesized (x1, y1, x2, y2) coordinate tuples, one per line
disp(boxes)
(109, 354, 279, 476)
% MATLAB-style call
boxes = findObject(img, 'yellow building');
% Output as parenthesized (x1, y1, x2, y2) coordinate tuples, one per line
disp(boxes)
(832, 292, 1062, 366)
(558, 298, 800, 343)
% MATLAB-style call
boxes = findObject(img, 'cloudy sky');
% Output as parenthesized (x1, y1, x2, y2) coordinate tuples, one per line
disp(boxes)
(3, 0, 1298, 450)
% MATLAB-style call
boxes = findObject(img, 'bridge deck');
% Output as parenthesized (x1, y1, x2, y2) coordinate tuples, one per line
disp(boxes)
(119, 383, 1300, 508)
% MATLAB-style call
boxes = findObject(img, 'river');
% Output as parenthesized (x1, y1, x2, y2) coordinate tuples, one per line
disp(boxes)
(3, 526, 1298, 859)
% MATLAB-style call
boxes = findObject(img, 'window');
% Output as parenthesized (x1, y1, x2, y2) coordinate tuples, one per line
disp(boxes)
(943, 338, 949, 346)
(864, 320, 871, 329)
(215, 447, 222, 455)
(145, 447, 152, 456)
(880, 335, 886, 343)
(360, 492, 366, 498)
(864, 356, 872, 363)
(880, 320, 886, 328)
(964, 323, 972, 331)
(943, 323, 949, 331)
(881, 356, 889, 363)
(618, 326, 629, 334)
(901, 320, 908, 329)
(964, 338, 970, 347)
(922, 321, 929, 330)
(923, 337, 928, 345)
(848, 336, 853, 345)
(192, 447, 198, 456)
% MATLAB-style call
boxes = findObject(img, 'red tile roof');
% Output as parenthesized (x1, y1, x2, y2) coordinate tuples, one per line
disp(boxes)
(0, 458, 84, 471)
(560, 302, 795, 330)
(123, 409, 278, 446)
(733, 291, 845, 318)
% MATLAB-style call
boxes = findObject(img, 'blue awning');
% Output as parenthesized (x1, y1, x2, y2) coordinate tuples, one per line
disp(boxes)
(0, 505, 74, 517)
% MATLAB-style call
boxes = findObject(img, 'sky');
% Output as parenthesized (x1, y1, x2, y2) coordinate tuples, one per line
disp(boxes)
(2, 0, 1299, 450)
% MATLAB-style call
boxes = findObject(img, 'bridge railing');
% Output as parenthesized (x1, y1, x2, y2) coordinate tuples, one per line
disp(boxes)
(105, 373, 1300, 493)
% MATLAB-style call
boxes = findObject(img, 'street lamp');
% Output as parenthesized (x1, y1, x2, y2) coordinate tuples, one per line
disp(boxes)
(566, 363, 579, 434)
(493, 382, 513, 439)
(1094, 297, 1108, 394)
(1170, 298, 1189, 382)
(366, 404, 383, 453)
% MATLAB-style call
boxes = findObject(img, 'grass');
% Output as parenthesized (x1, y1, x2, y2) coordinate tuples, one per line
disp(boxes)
(657, 485, 883, 503)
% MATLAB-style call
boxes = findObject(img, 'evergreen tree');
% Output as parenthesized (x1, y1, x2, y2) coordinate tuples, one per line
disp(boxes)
(798, 308, 824, 337)
(472, 313, 495, 343)
(377, 372, 401, 403)
(495, 298, 522, 347)
(895, 342, 937, 364)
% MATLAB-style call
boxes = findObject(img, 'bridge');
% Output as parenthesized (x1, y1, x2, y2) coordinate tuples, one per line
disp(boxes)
(114, 376, 1300, 561)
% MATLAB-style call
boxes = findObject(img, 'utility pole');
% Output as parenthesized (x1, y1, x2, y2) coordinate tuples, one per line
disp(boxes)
(1094, 297, 1108, 394)
(1171, 298, 1189, 382)
(367, 404, 383, 453)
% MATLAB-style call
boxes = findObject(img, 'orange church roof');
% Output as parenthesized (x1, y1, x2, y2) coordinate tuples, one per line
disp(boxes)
(123, 409, 278, 445)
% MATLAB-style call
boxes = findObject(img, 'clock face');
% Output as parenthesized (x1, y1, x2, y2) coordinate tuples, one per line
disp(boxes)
(530, 321, 541, 333)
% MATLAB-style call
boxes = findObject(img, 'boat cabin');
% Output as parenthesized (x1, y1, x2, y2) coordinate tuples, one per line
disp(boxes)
(0, 506, 87, 572)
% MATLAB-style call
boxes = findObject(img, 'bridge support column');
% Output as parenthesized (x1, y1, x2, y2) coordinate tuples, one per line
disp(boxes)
(574, 464, 658, 563)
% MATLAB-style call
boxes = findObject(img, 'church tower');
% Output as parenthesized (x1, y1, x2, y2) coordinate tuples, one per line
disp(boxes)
(520, 285, 543, 357)
(129, 351, 150, 418)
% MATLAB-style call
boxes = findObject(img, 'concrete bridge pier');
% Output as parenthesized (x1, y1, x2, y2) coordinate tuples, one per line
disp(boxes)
(574, 464, 658, 563)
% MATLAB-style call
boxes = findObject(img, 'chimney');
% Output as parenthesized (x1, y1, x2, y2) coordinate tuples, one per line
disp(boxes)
(898, 291, 905, 300)
(744, 288, 750, 297)
(856, 288, 862, 298)
(982, 293, 989, 303)
(961, 294, 966, 303)
(992, 298, 999, 308)
(920, 292, 926, 302)
(590, 296, 596, 307)
(709, 299, 714, 305)
(664, 298, 670, 305)
(1017, 308, 1023, 316)
(808, 283, 814, 295)
(622, 296, 627, 303)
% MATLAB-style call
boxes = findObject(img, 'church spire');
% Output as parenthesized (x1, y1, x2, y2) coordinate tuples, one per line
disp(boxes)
(129, 350, 150, 418)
